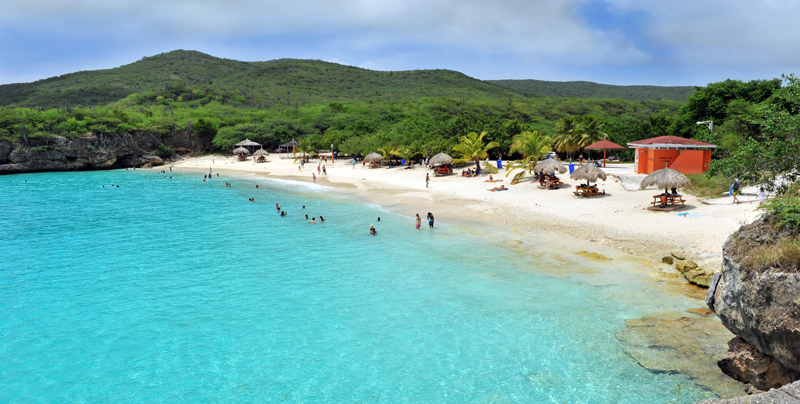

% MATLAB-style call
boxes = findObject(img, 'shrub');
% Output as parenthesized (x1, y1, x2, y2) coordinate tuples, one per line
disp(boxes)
(153, 143, 174, 158)
(764, 197, 800, 230)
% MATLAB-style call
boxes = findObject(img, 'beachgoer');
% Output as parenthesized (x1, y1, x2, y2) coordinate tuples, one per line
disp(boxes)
(426, 173, 430, 188)
(312, 173, 316, 183)
(317, 164, 321, 174)
(303, 205, 305, 209)
(352, 159, 356, 169)
(731, 178, 741, 204)
(304, 214, 309, 219)
(415, 214, 421, 230)
(320, 216, 325, 221)
(362, 161, 366, 169)
(323, 165, 327, 175)
(299, 165, 302, 171)
(281, 211, 287, 216)
(249, 198, 254, 202)
(276, 203, 281, 210)
(256, 185, 259, 188)
(377, 217, 380, 221)
(169, 167, 172, 172)
(370, 224, 377, 235)
(758, 187, 767, 207)
(427, 212, 434, 228)
(310, 217, 316, 223)
(579, 154, 584, 163)
(216, 173, 219, 177)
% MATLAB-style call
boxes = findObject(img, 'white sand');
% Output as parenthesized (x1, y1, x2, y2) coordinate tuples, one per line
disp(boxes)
(169, 154, 761, 266)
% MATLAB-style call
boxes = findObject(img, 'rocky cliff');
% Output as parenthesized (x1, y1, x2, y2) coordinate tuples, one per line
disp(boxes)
(706, 214, 800, 392)
(0, 132, 203, 174)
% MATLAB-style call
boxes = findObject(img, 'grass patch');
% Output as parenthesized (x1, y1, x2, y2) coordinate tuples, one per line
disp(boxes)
(685, 173, 731, 198)
(740, 238, 800, 273)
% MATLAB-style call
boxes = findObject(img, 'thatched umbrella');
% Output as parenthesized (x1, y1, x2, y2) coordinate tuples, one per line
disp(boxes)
(233, 147, 250, 155)
(253, 148, 269, 157)
(428, 152, 453, 166)
(534, 158, 567, 174)
(364, 152, 383, 163)
(570, 164, 607, 184)
(640, 167, 692, 193)
(235, 139, 261, 147)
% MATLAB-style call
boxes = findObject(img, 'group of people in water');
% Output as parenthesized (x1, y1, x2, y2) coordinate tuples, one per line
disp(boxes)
(273, 203, 326, 224)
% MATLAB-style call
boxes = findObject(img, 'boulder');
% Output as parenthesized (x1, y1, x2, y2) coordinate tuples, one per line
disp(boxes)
(672, 251, 687, 260)
(685, 267, 716, 287)
(695, 380, 800, 403)
(676, 259, 699, 273)
(662, 256, 675, 265)
(718, 337, 800, 391)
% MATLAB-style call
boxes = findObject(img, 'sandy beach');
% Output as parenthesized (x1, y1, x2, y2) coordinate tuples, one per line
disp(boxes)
(169, 153, 761, 269)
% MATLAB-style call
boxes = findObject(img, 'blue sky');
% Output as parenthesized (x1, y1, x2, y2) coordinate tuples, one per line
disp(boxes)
(1, 0, 797, 86)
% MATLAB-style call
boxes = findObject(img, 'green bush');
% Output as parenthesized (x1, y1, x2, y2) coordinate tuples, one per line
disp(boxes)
(153, 143, 175, 158)
(685, 173, 731, 198)
(765, 197, 800, 230)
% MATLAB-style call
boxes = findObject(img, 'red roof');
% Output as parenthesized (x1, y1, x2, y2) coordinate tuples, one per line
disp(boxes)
(627, 136, 716, 148)
(584, 140, 626, 150)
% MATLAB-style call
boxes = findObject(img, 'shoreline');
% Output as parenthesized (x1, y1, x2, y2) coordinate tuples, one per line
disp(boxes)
(169, 154, 760, 269)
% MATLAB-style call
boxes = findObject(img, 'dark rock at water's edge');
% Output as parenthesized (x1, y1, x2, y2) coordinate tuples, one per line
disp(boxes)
(695, 380, 800, 403)
(705, 214, 800, 397)
(718, 337, 800, 391)
(0, 132, 203, 174)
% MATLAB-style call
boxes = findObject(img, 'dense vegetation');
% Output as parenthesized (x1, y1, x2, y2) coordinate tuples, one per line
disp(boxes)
(489, 79, 695, 102)
(0, 50, 695, 109)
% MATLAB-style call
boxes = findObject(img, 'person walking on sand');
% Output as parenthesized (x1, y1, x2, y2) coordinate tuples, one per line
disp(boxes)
(312, 173, 316, 183)
(415, 214, 421, 230)
(352, 159, 356, 169)
(731, 178, 741, 204)
(758, 187, 767, 207)
(426, 173, 430, 188)
(323, 165, 327, 175)
(317, 163, 321, 174)
(427, 212, 434, 228)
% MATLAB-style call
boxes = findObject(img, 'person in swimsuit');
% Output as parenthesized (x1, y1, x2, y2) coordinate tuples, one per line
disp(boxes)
(281, 211, 287, 216)
(415, 214, 421, 229)
(370, 224, 377, 235)
(319, 216, 326, 222)
(427, 212, 434, 228)
(310, 217, 316, 223)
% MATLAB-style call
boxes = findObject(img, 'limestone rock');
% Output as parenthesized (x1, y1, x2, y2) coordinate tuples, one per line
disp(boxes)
(672, 251, 687, 260)
(676, 259, 699, 273)
(685, 267, 716, 287)
(718, 337, 800, 391)
(617, 316, 743, 398)
(662, 255, 675, 265)
(694, 380, 800, 403)
(709, 224, 800, 375)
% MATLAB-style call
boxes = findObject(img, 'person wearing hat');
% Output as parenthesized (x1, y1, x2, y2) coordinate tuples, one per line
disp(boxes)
(731, 178, 741, 204)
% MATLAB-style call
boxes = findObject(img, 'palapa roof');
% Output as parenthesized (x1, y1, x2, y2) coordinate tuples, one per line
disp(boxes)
(584, 140, 626, 150)
(570, 164, 608, 183)
(534, 158, 567, 174)
(253, 149, 269, 156)
(279, 140, 299, 148)
(640, 167, 692, 190)
(233, 147, 250, 155)
(235, 138, 261, 147)
(628, 136, 716, 149)
(364, 152, 383, 162)
(428, 152, 453, 166)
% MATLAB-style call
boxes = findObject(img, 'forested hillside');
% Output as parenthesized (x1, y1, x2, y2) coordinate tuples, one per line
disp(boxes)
(0, 50, 694, 109)
(489, 79, 695, 102)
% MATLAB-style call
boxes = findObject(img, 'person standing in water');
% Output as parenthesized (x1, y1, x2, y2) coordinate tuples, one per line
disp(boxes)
(312, 173, 316, 183)
(415, 214, 421, 230)
(427, 212, 434, 228)
(370, 224, 377, 235)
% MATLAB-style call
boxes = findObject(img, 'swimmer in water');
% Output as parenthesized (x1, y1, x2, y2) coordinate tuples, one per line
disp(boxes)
(319, 216, 325, 222)
(310, 217, 316, 223)
(369, 224, 377, 235)
(275, 204, 281, 210)
(280, 211, 287, 216)
(304, 214, 309, 220)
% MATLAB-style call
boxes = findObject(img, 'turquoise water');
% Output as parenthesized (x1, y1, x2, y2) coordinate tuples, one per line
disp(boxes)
(0, 170, 715, 403)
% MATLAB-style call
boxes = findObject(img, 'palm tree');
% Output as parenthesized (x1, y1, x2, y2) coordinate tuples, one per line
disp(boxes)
(505, 130, 554, 184)
(376, 145, 401, 165)
(392, 146, 419, 165)
(452, 131, 500, 174)
(553, 117, 581, 160)
(575, 115, 607, 149)
(293, 138, 313, 162)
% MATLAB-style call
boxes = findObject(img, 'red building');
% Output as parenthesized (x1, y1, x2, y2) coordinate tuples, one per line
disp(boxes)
(627, 136, 716, 174)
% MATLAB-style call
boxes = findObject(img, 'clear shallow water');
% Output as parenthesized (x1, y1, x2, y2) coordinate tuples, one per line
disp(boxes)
(0, 170, 716, 403)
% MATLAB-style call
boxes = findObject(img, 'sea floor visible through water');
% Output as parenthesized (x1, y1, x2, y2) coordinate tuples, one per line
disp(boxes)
(0, 169, 729, 403)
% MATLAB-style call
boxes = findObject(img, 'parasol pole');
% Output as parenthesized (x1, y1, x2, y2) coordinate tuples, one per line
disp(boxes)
(603, 135, 607, 168)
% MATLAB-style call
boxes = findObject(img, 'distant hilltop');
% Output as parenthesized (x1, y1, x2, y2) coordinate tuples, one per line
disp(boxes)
(0, 50, 695, 108)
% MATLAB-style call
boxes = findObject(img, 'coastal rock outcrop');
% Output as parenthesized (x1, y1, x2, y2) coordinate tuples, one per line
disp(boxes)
(0, 132, 195, 174)
(675, 258, 717, 287)
(706, 214, 800, 393)
(695, 380, 800, 403)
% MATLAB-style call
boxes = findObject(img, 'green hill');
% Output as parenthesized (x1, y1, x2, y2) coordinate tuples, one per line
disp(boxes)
(488, 79, 695, 102)
(0, 50, 519, 108)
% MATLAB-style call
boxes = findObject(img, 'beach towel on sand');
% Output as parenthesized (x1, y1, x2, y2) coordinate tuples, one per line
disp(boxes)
(677, 213, 705, 218)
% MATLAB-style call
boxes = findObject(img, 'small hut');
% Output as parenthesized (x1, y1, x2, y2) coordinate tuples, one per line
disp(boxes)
(233, 147, 250, 161)
(534, 158, 567, 174)
(641, 166, 692, 210)
(253, 148, 269, 162)
(364, 152, 383, 168)
(570, 164, 608, 196)
(428, 152, 454, 167)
